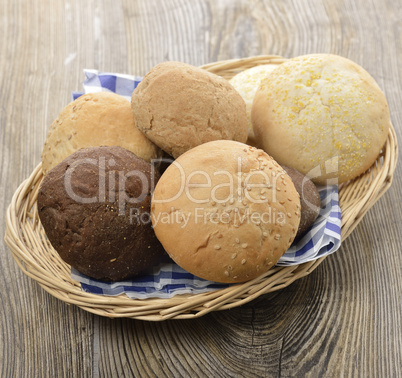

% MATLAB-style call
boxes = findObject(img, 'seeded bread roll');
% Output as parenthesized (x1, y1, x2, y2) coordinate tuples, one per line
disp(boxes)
(42, 92, 161, 175)
(151, 140, 301, 283)
(38, 146, 166, 281)
(252, 54, 391, 185)
(131, 61, 248, 158)
(282, 165, 321, 239)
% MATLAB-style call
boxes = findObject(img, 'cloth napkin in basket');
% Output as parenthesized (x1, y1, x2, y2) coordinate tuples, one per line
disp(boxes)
(70, 69, 342, 299)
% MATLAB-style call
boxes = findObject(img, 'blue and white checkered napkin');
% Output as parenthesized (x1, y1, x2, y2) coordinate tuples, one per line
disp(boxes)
(72, 69, 142, 102)
(70, 70, 342, 299)
(276, 186, 341, 265)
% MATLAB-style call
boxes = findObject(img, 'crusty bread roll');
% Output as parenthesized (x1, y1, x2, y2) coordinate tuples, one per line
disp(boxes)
(229, 64, 277, 145)
(131, 61, 248, 158)
(252, 54, 391, 185)
(38, 146, 166, 281)
(151, 140, 301, 283)
(41, 92, 161, 175)
(282, 165, 320, 239)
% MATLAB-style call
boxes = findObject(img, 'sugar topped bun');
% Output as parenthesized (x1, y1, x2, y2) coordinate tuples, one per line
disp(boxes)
(229, 64, 277, 143)
(42, 92, 161, 175)
(131, 62, 248, 158)
(252, 54, 391, 185)
(151, 140, 301, 283)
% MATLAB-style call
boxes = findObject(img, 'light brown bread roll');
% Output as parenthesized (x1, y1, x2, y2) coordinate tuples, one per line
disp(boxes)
(252, 54, 391, 185)
(131, 61, 248, 158)
(151, 140, 301, 283)
(41, 92, 161, 175)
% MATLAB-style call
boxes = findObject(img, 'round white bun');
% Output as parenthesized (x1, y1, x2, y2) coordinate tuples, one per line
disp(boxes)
(42, 92, 161, 175)
(252, 54, 391, 185)
(151, 140, 301, 283)
(229, 64, 277, 141)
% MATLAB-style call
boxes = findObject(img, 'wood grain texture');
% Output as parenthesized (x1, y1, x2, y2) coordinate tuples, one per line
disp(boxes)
(0, 0, 401, 377)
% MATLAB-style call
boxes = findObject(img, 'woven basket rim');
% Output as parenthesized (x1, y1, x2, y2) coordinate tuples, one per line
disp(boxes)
(4, 55, 399, 321)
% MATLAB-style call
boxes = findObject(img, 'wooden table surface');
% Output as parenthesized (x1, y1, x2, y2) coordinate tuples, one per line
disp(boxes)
(1, 0, 401, 376)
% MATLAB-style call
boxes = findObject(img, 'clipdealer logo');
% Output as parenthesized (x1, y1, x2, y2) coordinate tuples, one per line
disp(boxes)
(63, 155, 339, 226)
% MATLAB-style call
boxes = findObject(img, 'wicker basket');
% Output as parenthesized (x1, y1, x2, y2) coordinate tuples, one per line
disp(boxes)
(4, 55, 398, 321)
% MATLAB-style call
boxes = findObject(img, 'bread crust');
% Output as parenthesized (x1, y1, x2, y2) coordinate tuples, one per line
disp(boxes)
(151, 140, 301, 283)
(282, 165, 321, 239)
(38, 146, 166, 281)
(229, 64, 277, 132)
(42, 92, 161, 175)
(131, 61, 248, 158)
(252, 54, 391, 184)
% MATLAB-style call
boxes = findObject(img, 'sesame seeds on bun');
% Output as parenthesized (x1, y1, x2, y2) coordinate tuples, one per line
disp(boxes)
(41, 92, 162, 175)
(151, 140, 301, 283)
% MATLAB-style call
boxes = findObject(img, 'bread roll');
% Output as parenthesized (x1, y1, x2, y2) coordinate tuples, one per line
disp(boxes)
(38, 146, 166, 281)
(42, 92, 161, 175)
(151, 140, 301, 283)
(229, 64, 277, 145)
(252, 54, 391, 185)
(282, 165, 320, 239)
(131, 61, 248, 158)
